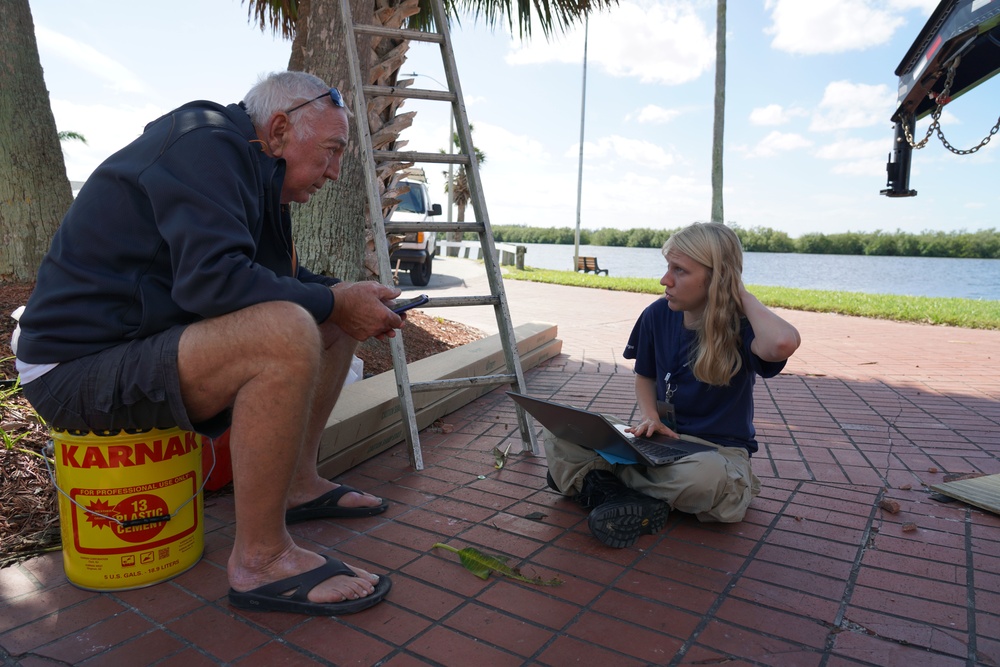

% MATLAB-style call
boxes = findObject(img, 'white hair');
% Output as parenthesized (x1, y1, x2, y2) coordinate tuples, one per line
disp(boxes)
(243, 71, 330, 140)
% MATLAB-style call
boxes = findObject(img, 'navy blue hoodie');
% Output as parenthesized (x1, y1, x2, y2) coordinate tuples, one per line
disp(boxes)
(17, 101, 337, 364)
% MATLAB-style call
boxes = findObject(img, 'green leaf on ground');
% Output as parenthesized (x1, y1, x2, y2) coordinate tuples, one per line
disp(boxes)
(432, 542, 562, 586)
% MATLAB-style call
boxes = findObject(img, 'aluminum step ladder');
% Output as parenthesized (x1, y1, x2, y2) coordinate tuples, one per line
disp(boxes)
(337, 0, 539, 469)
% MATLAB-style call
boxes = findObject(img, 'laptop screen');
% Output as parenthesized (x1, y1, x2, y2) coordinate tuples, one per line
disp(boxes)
(507, 392, 637, 459)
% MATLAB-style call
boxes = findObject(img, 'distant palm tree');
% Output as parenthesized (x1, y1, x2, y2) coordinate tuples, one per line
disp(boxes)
(443, 124, 485, 253)
(243, 0, 614, 280)
(450, 162, 481, 224)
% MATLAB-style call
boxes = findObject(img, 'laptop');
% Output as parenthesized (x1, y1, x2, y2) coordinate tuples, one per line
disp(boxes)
(507, 391, 713, 466)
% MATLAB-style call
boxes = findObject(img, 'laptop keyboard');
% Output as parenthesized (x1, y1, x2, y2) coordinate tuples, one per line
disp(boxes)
(631, 438, 693, 465)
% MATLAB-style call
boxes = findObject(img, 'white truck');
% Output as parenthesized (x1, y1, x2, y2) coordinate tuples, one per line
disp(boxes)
(388, 170, 442, 287)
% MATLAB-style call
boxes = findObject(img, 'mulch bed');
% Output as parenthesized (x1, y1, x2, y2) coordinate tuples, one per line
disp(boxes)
(0, 282, 483, 568)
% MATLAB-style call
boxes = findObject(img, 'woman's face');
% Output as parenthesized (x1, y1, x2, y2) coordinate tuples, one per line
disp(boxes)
(660, 249, 711, 318)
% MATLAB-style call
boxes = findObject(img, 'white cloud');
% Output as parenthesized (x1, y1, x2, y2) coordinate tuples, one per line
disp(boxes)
(35, 25, 149, 95)
(810, 80, 896, 131)
(573, 170, 709, 229)
(571, 135, 677, 169)
(472, 121, 551, 164)
(631, 104, 683, 124)
(887, 0, 938, 13)
(742, 131, 813, 158)
(483, 166, 710, 230)
(815, 138, 887, 176)
(749, 104, 808, 126)
(507, 0, 714, 85)
(764, 0, 906, 54)
(816, 137, 886, 160)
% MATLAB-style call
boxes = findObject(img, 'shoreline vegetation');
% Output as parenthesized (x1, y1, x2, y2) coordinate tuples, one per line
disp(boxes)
(502, 267, 1000, 330)
(489, 225, 1000, 259)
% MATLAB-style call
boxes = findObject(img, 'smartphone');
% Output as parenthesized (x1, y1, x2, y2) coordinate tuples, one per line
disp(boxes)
(390, 294, 429, 314)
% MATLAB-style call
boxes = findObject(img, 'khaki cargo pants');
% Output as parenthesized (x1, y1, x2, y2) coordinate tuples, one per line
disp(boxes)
(542, 416, 761, 523)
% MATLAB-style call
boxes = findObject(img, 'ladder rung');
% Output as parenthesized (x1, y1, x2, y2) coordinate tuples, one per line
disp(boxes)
(385, 222, 485, 234)
(352, 24, 445, 44)
(419, 295, 498, 308)
(363, 85, 456, 103)
(375, 150, 471, 166)
(411, 374, 517, 392)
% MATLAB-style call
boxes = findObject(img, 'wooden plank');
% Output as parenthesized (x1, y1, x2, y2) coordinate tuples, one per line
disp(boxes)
(930, 473, 1000, 515)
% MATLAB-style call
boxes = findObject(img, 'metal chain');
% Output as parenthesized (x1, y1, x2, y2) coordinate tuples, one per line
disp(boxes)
(902, 60, 957, 149)
(936, 113, 1000, 155)
(902, 56, 1000, 154)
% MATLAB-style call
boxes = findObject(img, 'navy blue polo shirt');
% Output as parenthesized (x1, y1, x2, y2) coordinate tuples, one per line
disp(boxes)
(623, 298, 786, 454)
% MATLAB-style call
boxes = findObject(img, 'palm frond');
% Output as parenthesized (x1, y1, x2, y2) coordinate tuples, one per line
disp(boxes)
(56, 131, 87, 144)
(408, 0, 616, 40)
(243, 0, 299, 40)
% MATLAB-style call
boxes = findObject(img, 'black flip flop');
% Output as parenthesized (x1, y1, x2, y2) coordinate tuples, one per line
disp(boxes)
(228, 555, 392, 615)
(285, 484, 389, 524)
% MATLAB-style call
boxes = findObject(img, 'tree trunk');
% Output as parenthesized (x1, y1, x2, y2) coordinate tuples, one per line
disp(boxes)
(710, 0, 726, 224)
(288, 0, 312, 72)
(0, 0, 73, 282)
(290, 0, 418, 282)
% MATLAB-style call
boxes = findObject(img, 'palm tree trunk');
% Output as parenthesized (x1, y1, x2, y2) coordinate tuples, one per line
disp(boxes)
(291, 0, 418, 281)
(0, 0, 73, 281)
(710, 0, 726, 224)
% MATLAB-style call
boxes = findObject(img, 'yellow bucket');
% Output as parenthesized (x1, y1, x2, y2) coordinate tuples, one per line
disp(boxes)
(50, 427, 207, 591)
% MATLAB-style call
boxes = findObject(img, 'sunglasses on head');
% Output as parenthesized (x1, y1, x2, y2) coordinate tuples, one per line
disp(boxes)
(284, 87, 345, 115)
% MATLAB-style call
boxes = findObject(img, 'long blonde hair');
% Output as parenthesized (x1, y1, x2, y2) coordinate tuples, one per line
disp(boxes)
(663, 222, 744, 386)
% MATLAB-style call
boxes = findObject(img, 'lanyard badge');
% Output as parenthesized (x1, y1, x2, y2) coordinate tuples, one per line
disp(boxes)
(658, 372, 677, 430)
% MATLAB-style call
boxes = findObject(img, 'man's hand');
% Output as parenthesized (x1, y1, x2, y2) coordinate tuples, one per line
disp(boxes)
(325, 282, 403, 342)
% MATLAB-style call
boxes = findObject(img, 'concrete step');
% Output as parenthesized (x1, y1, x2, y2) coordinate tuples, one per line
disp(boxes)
(317, 322, 561, 476)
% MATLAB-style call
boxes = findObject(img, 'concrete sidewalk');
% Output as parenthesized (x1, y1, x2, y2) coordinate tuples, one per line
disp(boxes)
(2, 257, 999, 666)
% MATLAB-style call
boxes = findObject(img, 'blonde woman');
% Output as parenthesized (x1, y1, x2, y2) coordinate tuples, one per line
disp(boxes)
(545, 222, 801, 548)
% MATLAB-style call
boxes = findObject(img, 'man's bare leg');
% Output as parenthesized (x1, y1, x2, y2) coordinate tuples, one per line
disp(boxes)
(178, 301, 378, 603)
(284, 325, 383, 510)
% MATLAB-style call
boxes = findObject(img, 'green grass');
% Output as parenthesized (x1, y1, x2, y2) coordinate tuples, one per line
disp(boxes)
(503, 266, 1000, 330)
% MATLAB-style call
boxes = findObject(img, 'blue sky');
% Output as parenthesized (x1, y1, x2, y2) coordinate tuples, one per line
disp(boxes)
(30, 0, 1000, 238)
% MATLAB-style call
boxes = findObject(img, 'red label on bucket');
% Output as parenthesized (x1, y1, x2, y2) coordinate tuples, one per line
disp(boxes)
(82, 493, 171, 543)
(70, 470, 199, 555)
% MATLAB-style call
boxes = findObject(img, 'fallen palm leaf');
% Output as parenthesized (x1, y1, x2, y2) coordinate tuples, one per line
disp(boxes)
(432, 542, 562, 586)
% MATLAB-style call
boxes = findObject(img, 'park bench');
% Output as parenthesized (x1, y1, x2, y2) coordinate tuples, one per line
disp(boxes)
(576, 256, 608, 275)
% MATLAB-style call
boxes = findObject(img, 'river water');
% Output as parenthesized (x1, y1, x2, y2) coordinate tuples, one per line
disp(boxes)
(514, 243, 1000, 301)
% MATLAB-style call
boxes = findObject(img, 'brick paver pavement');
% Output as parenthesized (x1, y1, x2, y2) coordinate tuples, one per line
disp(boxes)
(2, 257, 998, 666)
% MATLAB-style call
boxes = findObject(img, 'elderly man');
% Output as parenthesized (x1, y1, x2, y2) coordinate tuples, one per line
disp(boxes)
(16, 71, 397, 614)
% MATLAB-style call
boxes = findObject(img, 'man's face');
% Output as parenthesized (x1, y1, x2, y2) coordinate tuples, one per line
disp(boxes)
(275, 107, 349, 204)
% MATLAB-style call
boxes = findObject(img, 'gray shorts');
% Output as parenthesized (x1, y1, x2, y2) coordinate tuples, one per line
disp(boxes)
(21, 325, 230, 437)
